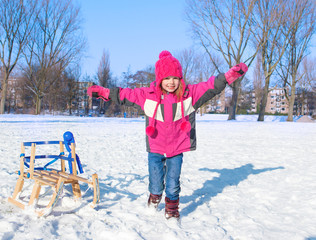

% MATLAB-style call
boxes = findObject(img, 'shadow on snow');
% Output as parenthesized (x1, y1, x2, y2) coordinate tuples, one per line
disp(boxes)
(180, 163, 284, 217)
(50, 164, 284, 217)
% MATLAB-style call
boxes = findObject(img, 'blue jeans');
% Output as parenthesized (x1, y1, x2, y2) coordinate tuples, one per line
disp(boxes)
(148, 152, 183, 200)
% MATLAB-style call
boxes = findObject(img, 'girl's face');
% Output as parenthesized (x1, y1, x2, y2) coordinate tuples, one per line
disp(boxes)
(161, 76, 180, 93)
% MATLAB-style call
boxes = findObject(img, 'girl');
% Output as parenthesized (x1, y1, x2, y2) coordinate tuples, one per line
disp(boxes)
(87, 50, 248, 220)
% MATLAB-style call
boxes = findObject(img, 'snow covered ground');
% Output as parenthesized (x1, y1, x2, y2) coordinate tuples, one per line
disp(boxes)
(0, 114, 315, 240)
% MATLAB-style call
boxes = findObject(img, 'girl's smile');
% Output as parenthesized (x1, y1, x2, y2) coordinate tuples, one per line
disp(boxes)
(161, 76, 180, 93)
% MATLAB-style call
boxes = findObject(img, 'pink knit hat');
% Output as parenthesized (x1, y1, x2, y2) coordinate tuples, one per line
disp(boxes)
(146, 50, 191, 137)
(155, 50, 183, 89)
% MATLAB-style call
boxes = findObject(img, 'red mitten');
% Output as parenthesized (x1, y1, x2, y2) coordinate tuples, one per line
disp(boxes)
(87, 85, 110, 101)
(224, 63, 248, 85)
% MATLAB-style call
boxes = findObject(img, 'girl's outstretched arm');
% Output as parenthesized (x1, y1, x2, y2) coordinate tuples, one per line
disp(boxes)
(87, 85, 147, 109)
(189, 63, 248, 110)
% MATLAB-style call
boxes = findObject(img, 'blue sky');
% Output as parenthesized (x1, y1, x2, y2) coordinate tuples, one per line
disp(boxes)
(77, 0, 194, 79)
(76, 0, 315, 81)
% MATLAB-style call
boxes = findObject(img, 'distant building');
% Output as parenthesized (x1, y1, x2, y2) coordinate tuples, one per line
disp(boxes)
(208, 87, 291, 115)
(264, 88, 289, 114)
(0, 76, 24, 112)
(248, 87, 316, 115)
(75, 81, 94, 114)
(250, 92, 257, 113)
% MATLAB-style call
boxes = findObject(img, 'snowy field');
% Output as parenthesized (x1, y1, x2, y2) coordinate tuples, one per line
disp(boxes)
(0, 114, 315, 240)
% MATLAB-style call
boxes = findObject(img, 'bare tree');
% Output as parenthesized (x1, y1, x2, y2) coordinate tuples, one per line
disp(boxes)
(238, 73, 253, 112)
(62, 67, 80, 115)
(121, 66, 133, 88)
(43, 66, 65, 113)
(96, 49, 111, 113)
(174, 48, 199, 84)
(0, 0, 37, 114)
(21, 0, 85, 114)
(253, 54, 264, 113)
(186, 0, 259, 120)
(175, 48, 219, 84)
(276, 0, 315, 121)
(300, 57, 316, 116)
(128, 65, 155, 88)
(253, 0, 299, 121)
(16, 79, 32, 113)
(302, 57, 316, 92)
(97, 49, 111, 88)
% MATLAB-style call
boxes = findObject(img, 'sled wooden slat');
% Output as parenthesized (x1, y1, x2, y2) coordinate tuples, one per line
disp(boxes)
(37, 170, 75, 184)
(32, 176, 56, 187)
(33, 171, 60, 182)
(58, 172, 92, 184)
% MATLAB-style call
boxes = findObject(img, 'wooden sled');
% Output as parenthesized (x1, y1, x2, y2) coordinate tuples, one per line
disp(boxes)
(8, 132, 100, 217)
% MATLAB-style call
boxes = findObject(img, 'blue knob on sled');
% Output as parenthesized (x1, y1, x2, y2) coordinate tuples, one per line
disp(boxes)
(63, 131, 84, 174)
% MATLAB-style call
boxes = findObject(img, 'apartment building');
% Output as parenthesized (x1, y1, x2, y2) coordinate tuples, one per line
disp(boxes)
(265, 88, 289, 114)
(0, 76, 24, 111)
(73, 81, 94, 115)
(249, 88, 289, 114)
(250, 88, 315, 115)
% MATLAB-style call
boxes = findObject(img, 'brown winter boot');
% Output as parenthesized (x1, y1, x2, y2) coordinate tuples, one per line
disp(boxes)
(147, 193, 162, 208)
(165, 197, 180, 219)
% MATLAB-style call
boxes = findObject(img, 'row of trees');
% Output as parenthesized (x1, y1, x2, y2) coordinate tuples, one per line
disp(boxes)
(185, 0, 315, 121)
(1, 0, 315, 121)
(5, 68, 80, 115)
(0, 0, 85, 114)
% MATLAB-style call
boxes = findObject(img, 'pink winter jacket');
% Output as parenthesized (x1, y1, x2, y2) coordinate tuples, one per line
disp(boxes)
(109, 73, 228, 157)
